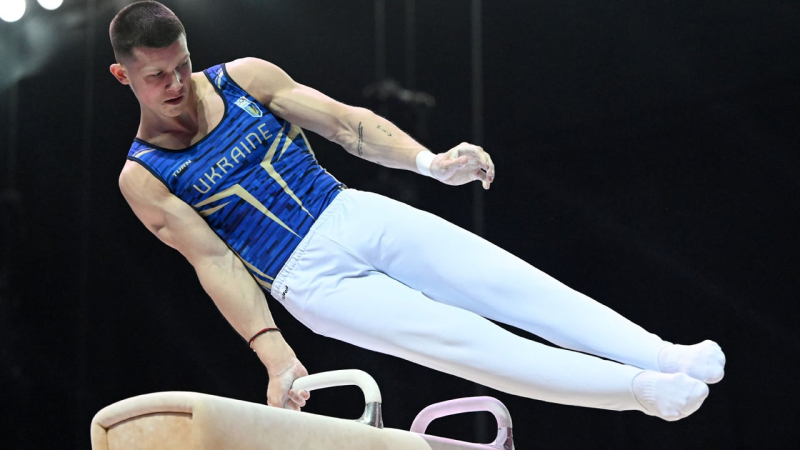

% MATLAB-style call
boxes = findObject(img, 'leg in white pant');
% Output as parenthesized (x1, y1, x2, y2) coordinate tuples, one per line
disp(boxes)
(272, 190, 720, 419)
(318, 191, 667, 370)
(277, 237, 644, 412)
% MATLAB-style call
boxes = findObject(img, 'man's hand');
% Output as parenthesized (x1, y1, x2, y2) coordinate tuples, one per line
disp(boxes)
(266, 357, 311, 411)
(430, 142, 495, 189)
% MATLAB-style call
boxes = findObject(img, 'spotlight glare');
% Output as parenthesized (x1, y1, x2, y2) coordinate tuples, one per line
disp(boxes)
(0, 0, 26, 23)
(38, 0, 64, 11)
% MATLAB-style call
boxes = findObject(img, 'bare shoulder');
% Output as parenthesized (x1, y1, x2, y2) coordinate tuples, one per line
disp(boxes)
(226, 57, 285, 80)
(118, 160, 169, 207)
(225, 57, 295, 104)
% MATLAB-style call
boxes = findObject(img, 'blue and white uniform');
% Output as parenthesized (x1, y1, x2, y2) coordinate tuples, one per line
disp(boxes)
(130, 64, 670, 414)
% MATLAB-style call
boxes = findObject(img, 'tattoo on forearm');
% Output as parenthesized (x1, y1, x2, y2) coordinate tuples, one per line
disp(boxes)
(376, 124, 393, 137)
(357, 122, 364, 155)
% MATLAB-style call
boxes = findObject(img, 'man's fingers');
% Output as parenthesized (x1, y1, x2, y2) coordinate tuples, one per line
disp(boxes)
(485, 152, 495, 182)
(284, 399, 301, 411)
(267, 389, 308, 409)
(477, 149, 490, 171)
(288, 389, 307, 407)
(474, 169, 490, 190)
(438, 143, 494, 188)
(465, 146, 492, 188)
(441, 155, 468, 172)
(472, 148, 493, 184)
(457, 145, 490, 172)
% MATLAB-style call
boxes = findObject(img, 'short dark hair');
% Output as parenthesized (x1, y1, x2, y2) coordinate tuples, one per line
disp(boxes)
(109, 1, 186, 62)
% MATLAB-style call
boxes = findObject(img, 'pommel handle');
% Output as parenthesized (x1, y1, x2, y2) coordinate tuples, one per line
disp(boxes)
(411, 396, 514, 450)
(291, 369, 383, 428)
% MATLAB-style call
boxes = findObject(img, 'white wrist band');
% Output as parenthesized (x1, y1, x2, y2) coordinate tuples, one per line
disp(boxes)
(415, 150, 436, 178)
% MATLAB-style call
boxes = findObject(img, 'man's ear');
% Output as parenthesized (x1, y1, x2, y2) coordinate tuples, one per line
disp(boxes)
(110, 63, 130, 85)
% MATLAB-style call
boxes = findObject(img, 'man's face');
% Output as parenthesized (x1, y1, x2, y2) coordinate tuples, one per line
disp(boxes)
(110, 34, 192, 118)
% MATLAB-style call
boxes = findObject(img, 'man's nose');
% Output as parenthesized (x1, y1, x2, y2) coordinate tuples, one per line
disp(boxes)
(167, 70, 183, 91)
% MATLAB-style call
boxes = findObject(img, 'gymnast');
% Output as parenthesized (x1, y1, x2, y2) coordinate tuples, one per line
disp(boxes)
(109, 1, 725, 421)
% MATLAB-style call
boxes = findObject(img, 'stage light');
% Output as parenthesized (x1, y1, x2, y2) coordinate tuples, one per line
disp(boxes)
(0, 0, 26, 23)
(37, 0, 63, 10)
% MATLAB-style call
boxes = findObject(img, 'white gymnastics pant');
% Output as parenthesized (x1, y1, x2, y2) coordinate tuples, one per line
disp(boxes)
(271, 189, 668, 412)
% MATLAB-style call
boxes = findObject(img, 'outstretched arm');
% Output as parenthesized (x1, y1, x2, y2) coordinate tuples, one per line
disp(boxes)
(227, 58, 496, 189)
(119, 161, 309, 410)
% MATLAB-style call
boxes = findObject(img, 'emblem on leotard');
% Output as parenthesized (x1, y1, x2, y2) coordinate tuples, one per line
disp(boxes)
(214, 69, 224, 89)
(234, 96, 263, 118)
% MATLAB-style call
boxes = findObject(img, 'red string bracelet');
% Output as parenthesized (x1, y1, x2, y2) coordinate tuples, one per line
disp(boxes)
(248, 327, 281, 349)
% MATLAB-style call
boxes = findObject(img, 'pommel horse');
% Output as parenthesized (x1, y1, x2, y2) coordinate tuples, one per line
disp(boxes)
(90, 370, 515, 450)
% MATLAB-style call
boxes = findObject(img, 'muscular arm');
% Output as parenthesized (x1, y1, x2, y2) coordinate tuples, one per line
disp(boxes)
(227, 57, 495, 188)
(118, 161, 305, 404)
(226, 58, 447, 172)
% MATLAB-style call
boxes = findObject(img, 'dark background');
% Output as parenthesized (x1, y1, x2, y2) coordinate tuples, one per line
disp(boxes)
(1, 0, 798, 448)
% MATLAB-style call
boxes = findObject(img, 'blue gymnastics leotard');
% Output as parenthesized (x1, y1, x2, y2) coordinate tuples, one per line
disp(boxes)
(127, 64, 345, 291)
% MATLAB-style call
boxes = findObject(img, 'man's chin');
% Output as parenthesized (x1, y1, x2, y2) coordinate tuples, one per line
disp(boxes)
(160, 104, 184, 117)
